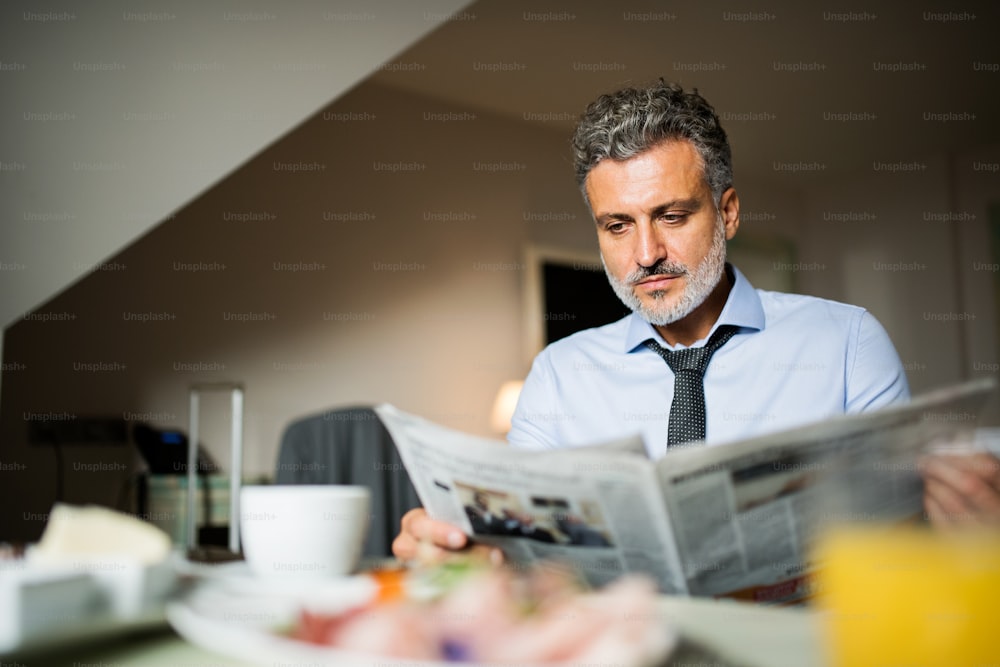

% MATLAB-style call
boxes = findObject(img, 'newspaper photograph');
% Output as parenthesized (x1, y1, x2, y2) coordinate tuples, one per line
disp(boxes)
(375, 404, 688, 592)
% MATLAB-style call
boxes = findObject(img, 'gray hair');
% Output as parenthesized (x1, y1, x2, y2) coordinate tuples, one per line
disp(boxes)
(572, 80, 733, 204)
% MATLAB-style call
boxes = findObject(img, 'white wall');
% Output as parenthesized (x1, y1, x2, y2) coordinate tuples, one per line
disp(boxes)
(797, 148, 1000, 413)
(955, 143, 1000, 421)
(797, 156, 958, 389)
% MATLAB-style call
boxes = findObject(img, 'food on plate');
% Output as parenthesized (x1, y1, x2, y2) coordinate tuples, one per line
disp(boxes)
(289, 560, 676, 665)
(32, 503, 172, 565)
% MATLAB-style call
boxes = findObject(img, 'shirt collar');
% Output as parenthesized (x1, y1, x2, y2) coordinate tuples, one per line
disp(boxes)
(623, 263, 766, 353)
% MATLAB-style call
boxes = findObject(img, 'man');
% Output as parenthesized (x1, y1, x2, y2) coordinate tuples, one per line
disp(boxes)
(394, 81, 1000, 562)
(464, 490, 507, 536)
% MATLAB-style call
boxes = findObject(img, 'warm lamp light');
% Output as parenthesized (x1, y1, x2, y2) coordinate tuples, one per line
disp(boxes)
(490, 380, 524, 435)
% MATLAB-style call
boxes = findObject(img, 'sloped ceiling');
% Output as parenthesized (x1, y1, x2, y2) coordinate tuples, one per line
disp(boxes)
(0, 0, 472, 332)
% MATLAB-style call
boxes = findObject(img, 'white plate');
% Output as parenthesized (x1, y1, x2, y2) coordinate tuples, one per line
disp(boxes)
(166, 575, 447, 667)
(168, 571, 679, 667)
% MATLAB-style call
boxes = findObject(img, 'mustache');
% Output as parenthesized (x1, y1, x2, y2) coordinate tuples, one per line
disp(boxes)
(625, 260, 689, 285)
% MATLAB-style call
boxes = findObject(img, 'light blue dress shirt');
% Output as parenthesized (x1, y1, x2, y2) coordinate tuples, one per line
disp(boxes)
(508, 265, 910, 458)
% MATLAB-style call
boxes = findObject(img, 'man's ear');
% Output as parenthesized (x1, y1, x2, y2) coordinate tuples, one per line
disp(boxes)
(719, 187, 740, 240)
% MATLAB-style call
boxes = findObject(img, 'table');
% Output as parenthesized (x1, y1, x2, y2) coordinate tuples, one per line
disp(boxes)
(659, 596, 825, 667)
(6, 595, 826, 667)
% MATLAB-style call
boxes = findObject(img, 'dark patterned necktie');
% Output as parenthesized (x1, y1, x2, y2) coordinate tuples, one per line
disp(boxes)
(644, 325, 737, 447)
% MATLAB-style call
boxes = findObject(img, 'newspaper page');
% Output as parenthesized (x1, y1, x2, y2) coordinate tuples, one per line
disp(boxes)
(374, 404, 690, 593)
(653, 378, 995, 603)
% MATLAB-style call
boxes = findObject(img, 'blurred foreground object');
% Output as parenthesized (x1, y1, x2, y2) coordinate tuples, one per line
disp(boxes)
(815, 526, 1000, 667)
(291, 560, 676, 665)
(33, 503, 172, 565)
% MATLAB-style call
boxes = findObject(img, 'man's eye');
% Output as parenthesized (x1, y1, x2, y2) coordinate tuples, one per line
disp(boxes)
(661, 213, 687, 223)
(607, 222, 628, 233)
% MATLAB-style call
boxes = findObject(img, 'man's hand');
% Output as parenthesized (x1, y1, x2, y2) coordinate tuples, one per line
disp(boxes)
(392, 508, 503, 565)
(922, 451, 1000, 528)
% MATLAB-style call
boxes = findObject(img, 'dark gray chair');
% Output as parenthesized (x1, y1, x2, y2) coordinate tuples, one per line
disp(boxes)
(274, 406, 421, 558)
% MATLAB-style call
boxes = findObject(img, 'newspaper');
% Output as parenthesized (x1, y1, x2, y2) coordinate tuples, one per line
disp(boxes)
(375, 378, 995, 602)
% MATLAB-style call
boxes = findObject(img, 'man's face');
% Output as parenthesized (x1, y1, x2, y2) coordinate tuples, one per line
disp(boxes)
(585, 140, 739, 327)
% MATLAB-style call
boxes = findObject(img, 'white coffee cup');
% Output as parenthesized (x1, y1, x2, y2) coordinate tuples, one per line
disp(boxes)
(240, 485, 371, 578)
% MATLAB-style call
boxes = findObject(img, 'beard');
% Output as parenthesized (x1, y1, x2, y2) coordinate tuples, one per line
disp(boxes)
(603, 220, 727, 326)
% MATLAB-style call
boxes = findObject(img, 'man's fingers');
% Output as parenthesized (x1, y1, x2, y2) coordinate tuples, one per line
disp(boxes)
(922, 454, 1000, 526)
(923, 494, 952, 529)
(392, 536, 503, 566)
(924, 457, 1000, 512)
(394, 509, 504, 566)
(924, 452, 1000, 482)
(395, 508, 470, 564)
(391, 533, 416, 560)
(402, 509, 468, 550)
(467, 543, 505, 566)
(944, 452, 1000, 491)
(923, 476, 976, 526)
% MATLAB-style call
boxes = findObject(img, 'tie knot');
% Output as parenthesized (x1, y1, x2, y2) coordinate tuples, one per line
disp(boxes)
(661, 346, 712, 373)
(645, 325, 737, 375)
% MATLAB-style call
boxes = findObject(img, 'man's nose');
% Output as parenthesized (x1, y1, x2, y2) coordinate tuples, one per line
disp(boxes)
(635, 223, 667, 268)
